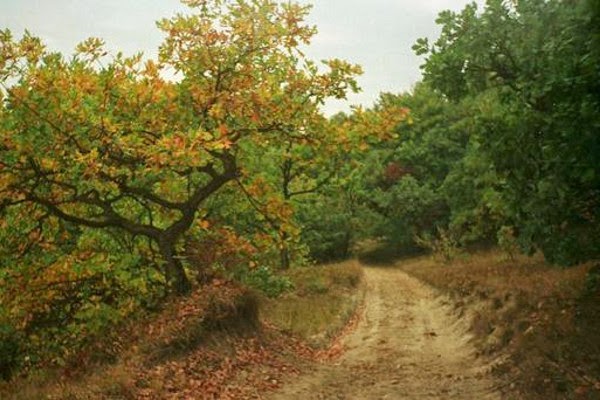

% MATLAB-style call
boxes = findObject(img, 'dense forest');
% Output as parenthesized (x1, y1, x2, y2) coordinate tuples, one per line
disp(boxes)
(0, 0, 598, 384)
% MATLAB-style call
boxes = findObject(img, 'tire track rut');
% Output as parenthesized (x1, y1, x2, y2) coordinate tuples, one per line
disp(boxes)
(269, 265, 501, 399)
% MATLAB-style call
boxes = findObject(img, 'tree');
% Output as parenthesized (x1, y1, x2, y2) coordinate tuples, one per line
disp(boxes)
(415, 0, 600, 264)
(0, 0, 361, 294)
(239, 115, 361, 268)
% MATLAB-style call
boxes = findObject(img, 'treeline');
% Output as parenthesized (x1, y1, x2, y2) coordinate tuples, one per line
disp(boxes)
(0, 0, 598, 380)
(320, 0, 599, 265)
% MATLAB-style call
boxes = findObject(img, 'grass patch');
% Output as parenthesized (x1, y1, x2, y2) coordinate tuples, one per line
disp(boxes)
(260, 260, 364, 347)
(398, 249, 600, 399)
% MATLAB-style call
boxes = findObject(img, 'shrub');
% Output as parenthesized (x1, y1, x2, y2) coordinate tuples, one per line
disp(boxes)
(414, 227, 462, 263)
(0, 321, 21, 380)
(497, 225, 519, 261)
(241, 266, 294, 298)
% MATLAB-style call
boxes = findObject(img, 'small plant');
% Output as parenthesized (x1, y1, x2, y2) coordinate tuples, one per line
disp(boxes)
(0, 321, 21, 380)
(414, 227, 461, 263)
(242, 266, 294, 298)
(497, 225, 519, 261)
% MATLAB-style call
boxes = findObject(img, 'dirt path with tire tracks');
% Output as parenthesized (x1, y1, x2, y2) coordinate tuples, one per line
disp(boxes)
(268, 265, 502, 399)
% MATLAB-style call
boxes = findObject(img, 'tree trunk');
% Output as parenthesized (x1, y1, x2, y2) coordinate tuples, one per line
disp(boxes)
(159, 239, 192, 295)
(279, 231, 290, 270)
(340, 231, 352, 259)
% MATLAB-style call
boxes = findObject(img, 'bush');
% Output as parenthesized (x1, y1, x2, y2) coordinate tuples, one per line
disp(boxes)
(0, 321, 21, 380)
(497, 226, 519, 261)
(414, 227, 462, 263)
(241, 266, 294, 298)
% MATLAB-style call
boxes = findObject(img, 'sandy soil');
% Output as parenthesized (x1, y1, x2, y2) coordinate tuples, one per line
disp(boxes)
(268, 265, 502, 399)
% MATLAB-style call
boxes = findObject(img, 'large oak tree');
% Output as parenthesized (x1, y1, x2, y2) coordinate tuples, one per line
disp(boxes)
(0, 0, 361, 294)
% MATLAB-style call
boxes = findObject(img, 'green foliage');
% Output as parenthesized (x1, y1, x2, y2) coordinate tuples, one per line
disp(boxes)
(0, 0, 361, 378)
(0, 0, 597, 384)
(414, 227, 462, 263)
(416, 0, 600, 265)
(239, 266, 294, 298)
(345, 0, 598, 266)
(334, 85, 468, 252)
(497, 226, 519, 261)
(0, 319, 20, 380)
(296, 183, 371, 262)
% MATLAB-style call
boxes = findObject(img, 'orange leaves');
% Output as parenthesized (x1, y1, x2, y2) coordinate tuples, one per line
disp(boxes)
(172, 135, 185, 150)
(217, 123, 228, 137)
(133, 284, 304, 399)
(143, 59, 160, 78)
(265, 196, 294, 221)
(197, 219, 211, 230)
(343, 101, 412, 150)
(245, 177, 268, 198)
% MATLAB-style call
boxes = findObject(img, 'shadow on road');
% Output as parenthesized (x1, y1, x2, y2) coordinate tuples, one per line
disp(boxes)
(357, 244, 427, 267)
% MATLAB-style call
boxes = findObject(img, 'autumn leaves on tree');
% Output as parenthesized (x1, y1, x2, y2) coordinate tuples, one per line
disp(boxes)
(0, 0, 361, 294)
(1, 0, 598, 383)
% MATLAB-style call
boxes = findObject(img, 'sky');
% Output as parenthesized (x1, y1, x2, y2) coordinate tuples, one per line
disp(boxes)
(0, 0, 480, 115)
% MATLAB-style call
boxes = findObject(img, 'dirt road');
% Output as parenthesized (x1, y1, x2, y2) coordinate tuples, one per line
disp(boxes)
(269, 265, 502, 399)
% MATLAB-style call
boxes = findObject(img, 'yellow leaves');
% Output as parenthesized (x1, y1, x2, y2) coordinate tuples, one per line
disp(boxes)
(0, 172, 16, 192)
(265, 196, 294, 222)
(73, 148, 102, 177)
(40, 157, 59, 172)
(75, 37, 107, 62)
(208, 103, 226, 120)
(143, 59, 160, 78)
(19, 31, 45, 65)
(212, 137, 233, 150)
(346, 102, 411, 144)
(246, 177, 268, 198)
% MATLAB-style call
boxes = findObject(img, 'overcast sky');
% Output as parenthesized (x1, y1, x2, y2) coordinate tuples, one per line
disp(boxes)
(0, 0, 480, 115)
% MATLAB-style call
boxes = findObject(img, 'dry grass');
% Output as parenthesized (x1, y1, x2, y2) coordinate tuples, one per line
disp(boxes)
(399, 249, 600, 399)
(260, 260, 364, 347)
